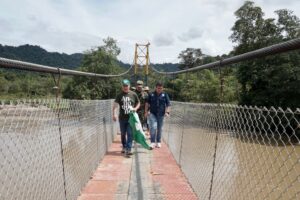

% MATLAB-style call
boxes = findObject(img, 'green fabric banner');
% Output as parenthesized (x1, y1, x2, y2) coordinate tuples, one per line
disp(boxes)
(128, 112, 151, 150)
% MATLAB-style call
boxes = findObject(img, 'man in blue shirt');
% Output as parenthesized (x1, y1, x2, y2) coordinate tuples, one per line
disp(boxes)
(145, 82, 171, 148)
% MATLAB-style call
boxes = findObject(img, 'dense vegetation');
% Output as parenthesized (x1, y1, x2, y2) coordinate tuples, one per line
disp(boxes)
(0, 44, 83, 69)
(0, 1, 299, 109)
(163, 1, 300, 109)
(230, 2, 300, 109)
(63, 37, 124, 99)
(0, 42, 179, 99)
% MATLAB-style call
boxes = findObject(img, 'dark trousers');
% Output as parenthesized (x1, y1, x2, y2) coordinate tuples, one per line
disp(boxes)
(119, 120, 133, 150)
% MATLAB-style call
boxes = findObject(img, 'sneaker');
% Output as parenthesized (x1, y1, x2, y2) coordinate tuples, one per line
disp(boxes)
(150, 143, 156, 148)
(121, 147, 126, 153)
(126, 149, 133, 155)
(157, 143, 161, 148)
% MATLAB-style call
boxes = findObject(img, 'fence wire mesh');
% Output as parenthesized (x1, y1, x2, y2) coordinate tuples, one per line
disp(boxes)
(1, 99, 299, 200)
(0, 99, 117, 200)
(163, 102, 300, 200)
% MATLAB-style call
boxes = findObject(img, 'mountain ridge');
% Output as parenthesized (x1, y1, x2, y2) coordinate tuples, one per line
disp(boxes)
(0, 44, 179, 72)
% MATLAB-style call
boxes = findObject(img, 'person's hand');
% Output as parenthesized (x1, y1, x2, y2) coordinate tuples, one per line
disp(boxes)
(165, 112, 170, 117)
(144, 112, 149, 118)
(129, 106, 136, 112)
(113, 115, 117, 121)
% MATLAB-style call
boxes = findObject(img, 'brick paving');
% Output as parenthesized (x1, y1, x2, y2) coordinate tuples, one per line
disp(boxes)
(77, 136, 198, 200)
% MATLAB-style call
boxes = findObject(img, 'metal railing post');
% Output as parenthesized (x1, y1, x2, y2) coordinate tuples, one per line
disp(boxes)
(179, 103, 186, 166)
(53, 69, 68, 200)
(103, 117, 108, 152)
(208, 64, 224, 200)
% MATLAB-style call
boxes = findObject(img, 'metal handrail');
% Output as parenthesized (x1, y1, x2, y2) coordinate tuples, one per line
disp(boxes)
(0, 57, 133, 78)
(150, 38, 300, 75)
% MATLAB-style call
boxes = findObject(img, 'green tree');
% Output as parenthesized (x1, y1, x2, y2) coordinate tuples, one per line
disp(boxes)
(178, 48, 204, 69)
(101, 37, 121, 57)
(171, 45, 239, 103)
(0, 75, 9, 93)
(276, 9, 300, 39)
(163, 69, 239, 103)
(63, 37, 123, 99)
(230, 1, 300, 109)
(185, 70, 219, 103)
(177, 48, 219, 69)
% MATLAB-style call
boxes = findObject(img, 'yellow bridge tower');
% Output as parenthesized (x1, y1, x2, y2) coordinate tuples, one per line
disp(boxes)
(134, 42, 150, 85)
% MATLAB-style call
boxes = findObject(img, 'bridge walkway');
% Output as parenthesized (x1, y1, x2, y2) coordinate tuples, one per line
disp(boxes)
(77, 135, 198, 200)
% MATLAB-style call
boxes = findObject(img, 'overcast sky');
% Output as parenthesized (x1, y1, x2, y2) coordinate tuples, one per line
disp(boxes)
(0, 0, 299, 63)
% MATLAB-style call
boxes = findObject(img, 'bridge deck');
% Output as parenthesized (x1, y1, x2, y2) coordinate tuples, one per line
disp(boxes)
(77, 135, 198, 200)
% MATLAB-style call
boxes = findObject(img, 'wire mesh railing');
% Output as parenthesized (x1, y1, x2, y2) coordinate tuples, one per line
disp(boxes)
(0, 99, 117, 200)
(163, 101, 300, 200)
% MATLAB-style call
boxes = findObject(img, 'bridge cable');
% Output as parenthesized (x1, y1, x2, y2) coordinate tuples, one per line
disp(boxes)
(149, 38, 300, 75)
(0, 57, 133, 78)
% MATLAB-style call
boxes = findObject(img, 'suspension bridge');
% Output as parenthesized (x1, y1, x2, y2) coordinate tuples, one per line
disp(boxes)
(0, 39, 300, 200)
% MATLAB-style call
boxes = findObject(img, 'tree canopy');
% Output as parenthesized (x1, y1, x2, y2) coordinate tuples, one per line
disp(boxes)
(229, 1, 300, 109)
(62, 37, 124, 100)
(1, 1, 299, 110)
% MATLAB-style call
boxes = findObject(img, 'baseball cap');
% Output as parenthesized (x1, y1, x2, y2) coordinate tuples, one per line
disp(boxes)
(122, 79, 130, 86)
(144, 86, 149, 91)
(136, 80, 144, 85)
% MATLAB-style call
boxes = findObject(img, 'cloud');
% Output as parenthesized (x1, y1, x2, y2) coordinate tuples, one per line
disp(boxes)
(22, 27, 101, 54)
(0, 0, 299, 63)
(153, 32, 175, 47)
(0, 18, 13, 31)
(178, 27, 203, 42)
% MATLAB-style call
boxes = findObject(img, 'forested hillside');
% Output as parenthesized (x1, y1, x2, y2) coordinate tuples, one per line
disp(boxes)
(0, 43, 179, 99)
(0, 1, 299, 110)
(0, 44, 83, 69)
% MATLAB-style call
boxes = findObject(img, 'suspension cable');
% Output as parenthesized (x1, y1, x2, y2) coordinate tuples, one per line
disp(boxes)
(0, 57, 133, 78)
(149, 38, 300, 75)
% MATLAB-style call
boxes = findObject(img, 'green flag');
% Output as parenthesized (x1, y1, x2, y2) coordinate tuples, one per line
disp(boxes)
(128, 112, 152, 150)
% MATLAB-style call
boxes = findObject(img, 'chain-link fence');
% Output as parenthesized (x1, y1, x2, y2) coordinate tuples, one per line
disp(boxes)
(0, 99, 117, 200)
(1, 99, 299, 200)
(163, 102, 300, 200)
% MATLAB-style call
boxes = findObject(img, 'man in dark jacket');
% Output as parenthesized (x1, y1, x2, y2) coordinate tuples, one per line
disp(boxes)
(135, 80, 148, 130)
(145, 82, 171, 148)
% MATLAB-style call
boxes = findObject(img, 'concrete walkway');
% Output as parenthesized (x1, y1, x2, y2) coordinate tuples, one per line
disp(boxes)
(77, 136, 198, 200)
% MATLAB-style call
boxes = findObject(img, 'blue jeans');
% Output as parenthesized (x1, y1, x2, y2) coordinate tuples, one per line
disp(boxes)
(149, 113, 164, 143)
(119, 120, 133, 150)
